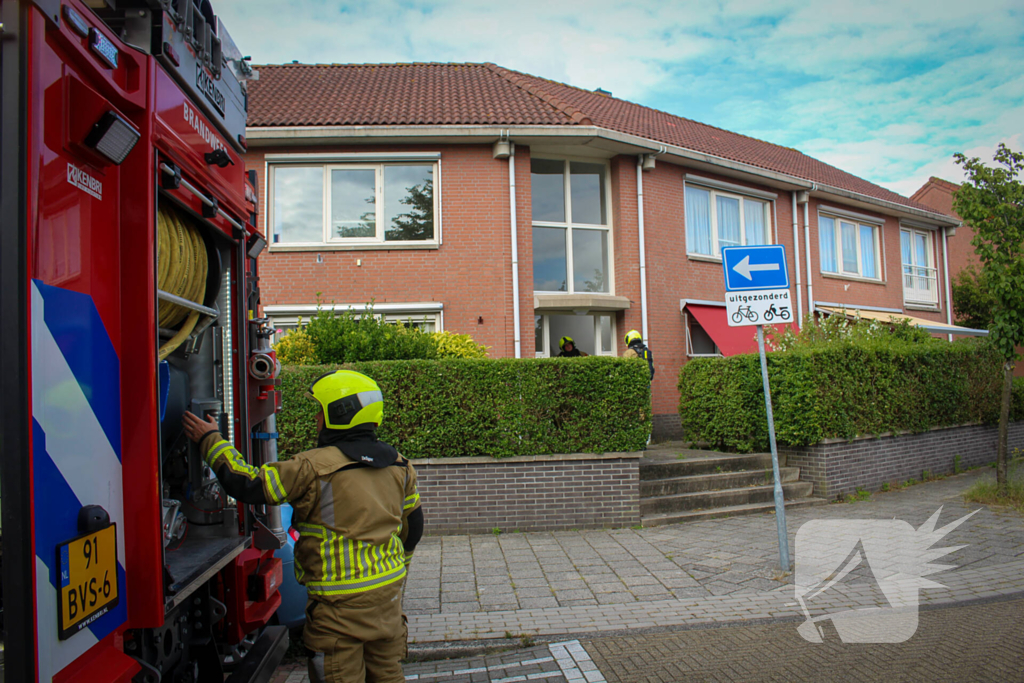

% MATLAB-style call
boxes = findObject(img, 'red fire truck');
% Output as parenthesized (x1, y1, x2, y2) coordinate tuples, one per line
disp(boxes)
(1, 1, 288, 680)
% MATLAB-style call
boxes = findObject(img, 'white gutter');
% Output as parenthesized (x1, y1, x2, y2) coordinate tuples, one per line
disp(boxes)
(801, 190, 814, 322)
(248, 124, 958, 227)
(637, 156, 650, 341)
(791, 192, 803, 329)
(943, 226, 953, 342)
(508, 140, 522, 357)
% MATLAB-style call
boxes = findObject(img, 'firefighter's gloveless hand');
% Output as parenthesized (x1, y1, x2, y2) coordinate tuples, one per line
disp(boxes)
(182, 411, 219, 443)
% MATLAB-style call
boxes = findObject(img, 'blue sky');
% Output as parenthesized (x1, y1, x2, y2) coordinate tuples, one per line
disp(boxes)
(217, 0, 1024, 197)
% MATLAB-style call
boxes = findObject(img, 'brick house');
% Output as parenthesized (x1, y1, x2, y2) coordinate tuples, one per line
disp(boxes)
(244, 62, 979, 440)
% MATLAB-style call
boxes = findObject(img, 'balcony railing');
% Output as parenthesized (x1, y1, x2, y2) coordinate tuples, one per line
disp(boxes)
(903, 264, 938, 304)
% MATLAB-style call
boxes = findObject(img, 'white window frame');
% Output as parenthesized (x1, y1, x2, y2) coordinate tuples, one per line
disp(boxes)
(531, 157, 614, 294)
(818, 213, 883, 281)
(683, 184, 773, 260)
(900, 228, 938, 305)
(683, 310, 722, 358)
(534, 313, 616, 358)
(267, 157, 441, 249)
(267, 304, 443, 343)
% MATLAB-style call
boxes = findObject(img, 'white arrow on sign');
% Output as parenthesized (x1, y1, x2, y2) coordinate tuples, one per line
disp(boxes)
(733, 255, 780, 281)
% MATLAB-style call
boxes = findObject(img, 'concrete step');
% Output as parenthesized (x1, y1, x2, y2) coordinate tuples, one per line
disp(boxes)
(640, 467, 800, 497)
(641, 497, 829, 527)
(640, 481, 815, 515)
(639, 453, 774, 479)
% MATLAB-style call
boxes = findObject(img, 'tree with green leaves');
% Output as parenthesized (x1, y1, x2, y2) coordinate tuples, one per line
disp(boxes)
(953, 144, 1024, 488)
(951, 265, 996, 330)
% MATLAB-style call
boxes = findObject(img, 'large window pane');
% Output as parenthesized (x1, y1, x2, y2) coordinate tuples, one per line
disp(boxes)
(546, 314, 596, 357)
(819, 216, 837, 272)
(531, 159, 565, 222)
(535, 315, 544, 356)
(330, 169, 375, 238)
(744, 199, 767, 245)
(384, 165, 434, 241)
(915, 232, 930, 292)
(533, 226, 567, 291)
(274, 167, 324, 243)
(901, 230, 914, 288)
(572, 228, 609, 293)
(859, 225, 876, 278)
(840, 221, 858, 273)
(685, 187, 712, 255)
(598, 315, 611, 354)
(569, 161, 606, 225)
(717, 195, 741, 252)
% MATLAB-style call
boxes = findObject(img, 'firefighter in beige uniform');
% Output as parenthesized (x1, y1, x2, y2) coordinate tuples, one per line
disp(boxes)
(182, 369, 423, 683)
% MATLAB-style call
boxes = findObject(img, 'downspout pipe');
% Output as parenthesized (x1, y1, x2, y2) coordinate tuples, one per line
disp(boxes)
(508, 138, 522, 357)
(800, 188, 815, 320)
(637, 156, 650, 341)
(943, 226, 954, 342)
(791, 192, 803, 329)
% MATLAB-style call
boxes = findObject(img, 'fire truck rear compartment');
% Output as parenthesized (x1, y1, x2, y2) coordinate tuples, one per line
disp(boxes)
(156, 198, 247, 602)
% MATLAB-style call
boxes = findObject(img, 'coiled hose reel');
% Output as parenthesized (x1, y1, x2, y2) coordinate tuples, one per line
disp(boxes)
(157, 204, 209, 360)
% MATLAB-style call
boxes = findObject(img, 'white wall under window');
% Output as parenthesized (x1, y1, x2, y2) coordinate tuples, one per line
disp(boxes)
(534, 313, 615, 357)
(685, 185, 771, 258)
(531, 158, 612, 294)
(819, 214, 881, 280)
(269, 156, 439, 248)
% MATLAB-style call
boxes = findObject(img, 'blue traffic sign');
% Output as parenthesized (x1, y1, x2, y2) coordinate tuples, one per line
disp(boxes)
(722, 244, 790, 292)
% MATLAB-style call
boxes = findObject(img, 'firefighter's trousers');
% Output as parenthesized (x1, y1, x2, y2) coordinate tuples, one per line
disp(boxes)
(305, 581, 407, 683)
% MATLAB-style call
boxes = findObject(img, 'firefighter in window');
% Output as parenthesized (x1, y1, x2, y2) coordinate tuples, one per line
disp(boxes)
(183, 370, 423, 683)
(557, 336, 589, 357)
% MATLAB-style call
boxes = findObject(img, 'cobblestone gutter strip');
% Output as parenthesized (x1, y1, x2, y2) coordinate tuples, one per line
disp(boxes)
(407, 559, 1024, 643)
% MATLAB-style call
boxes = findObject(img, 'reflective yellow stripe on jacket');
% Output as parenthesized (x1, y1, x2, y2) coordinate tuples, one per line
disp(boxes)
(296, 522, 407, 595)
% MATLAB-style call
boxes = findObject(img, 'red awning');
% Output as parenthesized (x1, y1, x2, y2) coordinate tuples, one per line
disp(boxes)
(686, 304, 798, 357)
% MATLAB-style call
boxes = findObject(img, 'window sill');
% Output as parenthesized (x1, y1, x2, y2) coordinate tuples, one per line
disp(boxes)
(268, 242, 440, 253)
(819, 271, 885, 286)
(687, 253, 723, 264)
(904, 302, 940, 312)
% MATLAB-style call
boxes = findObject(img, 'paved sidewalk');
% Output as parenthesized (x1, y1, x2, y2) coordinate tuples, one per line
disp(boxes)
(404, 467, 1024, 643)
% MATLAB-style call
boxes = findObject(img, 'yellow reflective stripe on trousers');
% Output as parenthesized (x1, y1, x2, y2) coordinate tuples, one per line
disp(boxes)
(403, 492, 420, 511)
(306, 563, 407, 596)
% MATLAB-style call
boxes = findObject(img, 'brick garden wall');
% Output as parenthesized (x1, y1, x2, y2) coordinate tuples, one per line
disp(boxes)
(413, 453, 641, 534)
(782, 421, 1024, 500)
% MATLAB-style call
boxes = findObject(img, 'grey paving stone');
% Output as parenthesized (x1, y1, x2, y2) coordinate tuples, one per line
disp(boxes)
(552, 589, 595, 601)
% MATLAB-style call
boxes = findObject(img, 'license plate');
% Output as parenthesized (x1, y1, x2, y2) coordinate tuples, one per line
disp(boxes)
(56, 524, 119, 640)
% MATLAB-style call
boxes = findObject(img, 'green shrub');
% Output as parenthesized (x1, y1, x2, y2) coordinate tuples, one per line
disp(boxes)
(304, 305, 438, 363)
(278, 357, 650, 459)
(1014, 376, 1024, 422)
(430, 330, 489, 358)
(678, 337, 1005, 452)
(273, 327, 317, 365)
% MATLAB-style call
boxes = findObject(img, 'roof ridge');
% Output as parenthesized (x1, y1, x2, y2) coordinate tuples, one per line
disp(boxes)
(483, 63, 592, 126)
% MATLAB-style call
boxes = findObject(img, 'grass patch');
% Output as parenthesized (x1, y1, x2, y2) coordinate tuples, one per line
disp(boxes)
(963, 461, 1024, 513)
(845, 487, 871, 503)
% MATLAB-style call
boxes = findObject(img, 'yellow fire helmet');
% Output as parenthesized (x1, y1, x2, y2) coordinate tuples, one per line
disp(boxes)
(308, 369, 384, 430)
(624, 329, 642, 346)
(560, 336, 575, 349)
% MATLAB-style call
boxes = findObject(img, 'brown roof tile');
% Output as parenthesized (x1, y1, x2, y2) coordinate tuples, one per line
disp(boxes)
(248, 62, 947, 216)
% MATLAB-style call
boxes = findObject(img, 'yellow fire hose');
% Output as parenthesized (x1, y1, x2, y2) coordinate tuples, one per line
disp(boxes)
(157, 205, 208, 360)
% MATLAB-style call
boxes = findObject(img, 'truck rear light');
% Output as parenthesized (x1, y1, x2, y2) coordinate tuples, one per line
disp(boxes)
(84, 111, 140, 165)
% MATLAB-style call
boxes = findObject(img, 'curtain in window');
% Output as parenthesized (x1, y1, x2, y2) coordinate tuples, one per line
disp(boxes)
(717, 196, 741, 253)
(859, 225, 876, 278)
(743, 199, 766, 245)
(819, 216, 837, 272)
(914, 233, 930, 292)
(901, 230, 913, 288)
(840, 221, 858, 273)
(685, 186, 712, 255)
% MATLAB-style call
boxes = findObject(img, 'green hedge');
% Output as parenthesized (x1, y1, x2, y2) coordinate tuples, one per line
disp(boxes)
(678, 340, 1013, 453)
(277, 357, 651, 459)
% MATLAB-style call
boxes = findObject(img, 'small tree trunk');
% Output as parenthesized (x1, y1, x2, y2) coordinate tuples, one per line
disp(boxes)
(996, 360, 1013, 489)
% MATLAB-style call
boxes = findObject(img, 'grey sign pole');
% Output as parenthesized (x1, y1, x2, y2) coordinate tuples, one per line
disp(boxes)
(756, 324, 790, 571)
